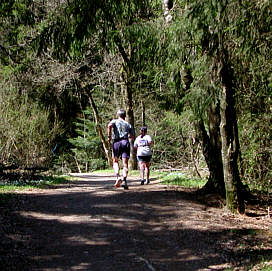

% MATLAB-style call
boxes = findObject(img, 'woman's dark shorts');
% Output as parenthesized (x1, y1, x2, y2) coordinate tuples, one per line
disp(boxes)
(137, 155, 152, 163)
(112, 139, 130, 159)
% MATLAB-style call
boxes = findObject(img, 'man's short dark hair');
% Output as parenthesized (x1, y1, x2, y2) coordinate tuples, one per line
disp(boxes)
(117, 109, 126, 119)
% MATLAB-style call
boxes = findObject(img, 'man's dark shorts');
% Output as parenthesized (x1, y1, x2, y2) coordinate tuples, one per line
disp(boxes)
(137, 155, 152, 163)
(112, 139, 130, 159)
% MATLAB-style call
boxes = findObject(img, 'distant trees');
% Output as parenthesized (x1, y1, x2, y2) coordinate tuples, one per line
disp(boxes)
(0, 79, 62, 168)
(0, 0, 63, 169)
(35, 0, 160, 170)
(68, 108, 106, 173)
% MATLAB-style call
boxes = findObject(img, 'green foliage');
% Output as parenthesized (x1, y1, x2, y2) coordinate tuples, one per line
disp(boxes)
(0, 0, 37, 66)
(36, 0, 157, 61)
(162, 172, 207, 188)
(151, 110, 205, 172)
(239, 112, 271, 194)
(0, 175, 70, 191)
(0, 85, 62, 168)
(152, 112, 186, 166)
(67, 108, 106, 172)
(0, 0, 270, 203)
(156, 0, 271, 198)
(231, 0, 272, 193)
(260, 264, 272, 271)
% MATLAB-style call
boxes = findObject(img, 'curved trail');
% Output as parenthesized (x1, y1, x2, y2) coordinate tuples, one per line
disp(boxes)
(2, 173, 271, 270)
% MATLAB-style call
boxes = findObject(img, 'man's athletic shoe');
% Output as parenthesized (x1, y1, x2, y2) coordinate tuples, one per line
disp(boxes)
(121, 181, 128, 190)
(140, 179, 145, 185)
(145, 179, 150, 185)
(114, 177, 122, 187)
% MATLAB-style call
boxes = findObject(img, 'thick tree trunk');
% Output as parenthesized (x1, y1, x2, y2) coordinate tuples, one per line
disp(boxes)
(86, 90, 112, 168)
(197, 103, 225, 195)
(182, 67, 224, 192)
(219, 63, 244, 214)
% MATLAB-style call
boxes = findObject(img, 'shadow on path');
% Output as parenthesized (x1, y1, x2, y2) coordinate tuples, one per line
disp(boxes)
(0, 174, 271, 271)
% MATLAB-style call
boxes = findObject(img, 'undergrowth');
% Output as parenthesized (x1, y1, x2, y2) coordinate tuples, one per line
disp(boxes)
(161, 172, 207, 188)
(0, 175, 71, 191)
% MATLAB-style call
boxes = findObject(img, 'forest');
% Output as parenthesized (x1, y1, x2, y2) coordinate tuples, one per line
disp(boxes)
(0, 0, 271, 214)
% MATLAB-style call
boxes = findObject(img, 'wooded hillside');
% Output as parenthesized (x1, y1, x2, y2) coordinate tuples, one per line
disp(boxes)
(0, 0, 271, 213)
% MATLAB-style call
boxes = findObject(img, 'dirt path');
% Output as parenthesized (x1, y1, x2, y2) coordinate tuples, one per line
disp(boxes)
(1, 173, 271, 271)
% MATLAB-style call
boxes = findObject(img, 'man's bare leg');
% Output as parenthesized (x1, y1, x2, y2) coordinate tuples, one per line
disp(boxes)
(113, 157, 122, 187)
(121, 157, 129, 189)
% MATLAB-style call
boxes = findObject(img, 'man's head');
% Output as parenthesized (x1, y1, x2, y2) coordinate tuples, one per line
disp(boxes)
(117, 109, 126, 119)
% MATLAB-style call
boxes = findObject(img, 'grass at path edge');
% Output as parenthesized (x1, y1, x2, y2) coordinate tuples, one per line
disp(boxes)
(0, 169, 206, 192)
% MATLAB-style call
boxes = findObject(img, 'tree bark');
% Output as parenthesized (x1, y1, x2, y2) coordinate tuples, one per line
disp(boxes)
(197, 103, 225, 195)
(183, 67, 224, 193)
(120, 64, 137, 170)
(141, 100, 145, 127)
(86, 89, 112, 168)
(111, 30, 137, 170)
(219, 62, 244, 214)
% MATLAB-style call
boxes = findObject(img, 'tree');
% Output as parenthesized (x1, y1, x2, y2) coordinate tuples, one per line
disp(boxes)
(231, 0, 271, 195)
(157, 0, 272, 212)
(0, 83, 62, 168)
(162, 0, 270, 212)
(197, 105, 225, 195)
(218, 55, 244, 213)
(155, 2, 226, 194)
(68, 111, 106, 173)
(85, 88, 112, 168)
(0, 0, 67, 170)
(35, 0, 160, 169)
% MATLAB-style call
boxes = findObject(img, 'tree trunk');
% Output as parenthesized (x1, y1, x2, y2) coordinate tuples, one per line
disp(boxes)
(120, 64, 137, 170)
(141, 100, 145, 127)
(219, 62, 244, 214)
(183, 67, 223, 192)
(197, 102, 225, 195)
(112, 32, 137, 170)
(162, 0, 173, 23)
(86, 89, 112, 168)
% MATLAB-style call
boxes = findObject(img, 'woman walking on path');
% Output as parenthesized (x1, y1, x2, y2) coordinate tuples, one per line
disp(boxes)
(134, 126, 153, 185)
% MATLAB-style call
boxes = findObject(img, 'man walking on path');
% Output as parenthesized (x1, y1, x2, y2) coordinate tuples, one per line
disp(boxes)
(107, 109, 134, 189)
(134, 126, 153, 185)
